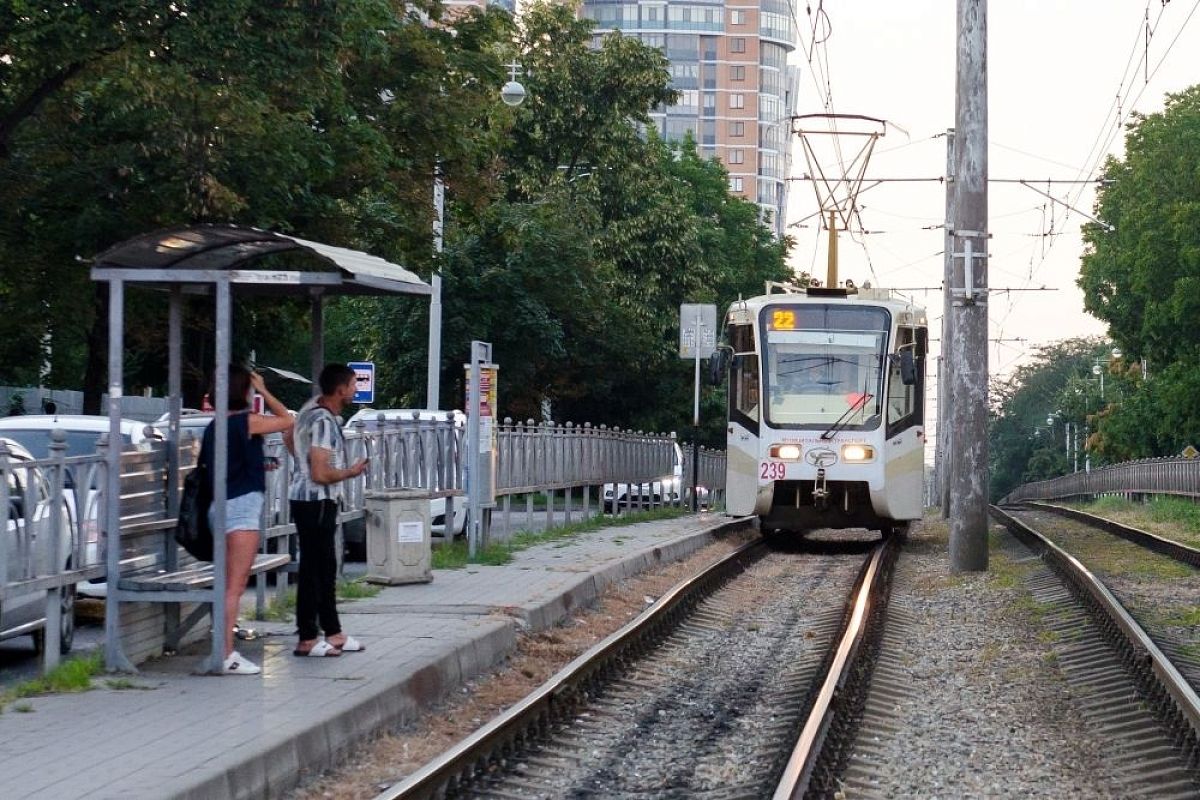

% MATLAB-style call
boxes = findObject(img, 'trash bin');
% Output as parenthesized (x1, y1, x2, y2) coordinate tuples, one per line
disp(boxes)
(363, 488, 433, 585)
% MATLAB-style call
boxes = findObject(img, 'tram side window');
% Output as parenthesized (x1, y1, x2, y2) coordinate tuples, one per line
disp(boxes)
(886, 328, 920, 433)
(730, 324, 759, 421)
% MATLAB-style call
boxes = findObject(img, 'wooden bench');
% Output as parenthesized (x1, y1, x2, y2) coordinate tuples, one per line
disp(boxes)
(107, 443, 291, 662)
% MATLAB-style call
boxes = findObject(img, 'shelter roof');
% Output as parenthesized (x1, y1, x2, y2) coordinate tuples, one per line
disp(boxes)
(91, 224, 430, 296)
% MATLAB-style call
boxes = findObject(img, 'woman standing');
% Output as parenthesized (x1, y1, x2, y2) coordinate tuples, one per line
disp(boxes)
(203, 365, 294, 675)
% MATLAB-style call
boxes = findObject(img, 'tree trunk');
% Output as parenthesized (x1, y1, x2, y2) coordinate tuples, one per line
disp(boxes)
(82, 284, 108, 414)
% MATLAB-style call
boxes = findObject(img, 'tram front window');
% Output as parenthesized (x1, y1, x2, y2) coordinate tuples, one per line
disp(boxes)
(763, 326, 888, 428)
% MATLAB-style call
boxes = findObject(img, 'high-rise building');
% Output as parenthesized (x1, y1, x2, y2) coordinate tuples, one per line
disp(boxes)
(581, 0, 799, 237)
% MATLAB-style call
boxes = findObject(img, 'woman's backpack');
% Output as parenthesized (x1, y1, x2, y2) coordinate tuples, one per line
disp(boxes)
(175, 429, 214, 561)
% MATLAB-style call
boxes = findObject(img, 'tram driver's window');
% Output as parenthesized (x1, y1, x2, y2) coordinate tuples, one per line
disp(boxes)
(730, 324, 759, 419)
(887, 328, 916, 427)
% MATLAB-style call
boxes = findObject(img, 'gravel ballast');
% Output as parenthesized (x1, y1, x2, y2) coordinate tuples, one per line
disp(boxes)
(841, 518, 1126, 799)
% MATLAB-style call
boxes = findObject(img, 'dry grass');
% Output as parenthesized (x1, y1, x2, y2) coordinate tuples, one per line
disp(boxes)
(289, 531, 755, 799)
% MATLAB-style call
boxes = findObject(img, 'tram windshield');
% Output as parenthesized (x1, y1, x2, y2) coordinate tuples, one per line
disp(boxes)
(761, 304, 890, 429)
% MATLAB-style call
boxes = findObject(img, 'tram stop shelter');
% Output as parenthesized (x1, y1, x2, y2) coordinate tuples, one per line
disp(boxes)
(90, 224, 431, 673)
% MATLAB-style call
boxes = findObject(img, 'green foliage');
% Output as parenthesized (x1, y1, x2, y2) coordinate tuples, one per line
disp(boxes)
(1, 0, 790, 446)
(1080, 86, 1200, 368)
(1072, 85, 1200, 463)
(1, 651, 102, 710)
(989, 338, 1107, 500)
(328, 3, 792, 442)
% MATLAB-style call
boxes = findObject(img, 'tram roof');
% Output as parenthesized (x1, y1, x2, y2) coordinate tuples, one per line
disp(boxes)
(733, 286, 926, 320)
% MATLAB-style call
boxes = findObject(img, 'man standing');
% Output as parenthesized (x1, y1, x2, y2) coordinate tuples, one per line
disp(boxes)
(288, 363, 368, 657)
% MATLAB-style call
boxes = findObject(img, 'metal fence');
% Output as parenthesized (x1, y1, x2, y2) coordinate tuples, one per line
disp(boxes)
(1004, 457, 1200, 504)
(3, 413, 728, 672)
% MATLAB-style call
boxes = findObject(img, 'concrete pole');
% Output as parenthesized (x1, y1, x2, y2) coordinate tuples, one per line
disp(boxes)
(938, 129, 955, 519)
(948, 0, 989, 572)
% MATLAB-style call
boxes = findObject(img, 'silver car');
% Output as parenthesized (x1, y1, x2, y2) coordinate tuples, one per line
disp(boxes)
(1, 438, 75, 654)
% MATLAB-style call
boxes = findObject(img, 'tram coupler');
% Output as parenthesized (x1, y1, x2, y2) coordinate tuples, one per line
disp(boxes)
(812, 468, 830, 510)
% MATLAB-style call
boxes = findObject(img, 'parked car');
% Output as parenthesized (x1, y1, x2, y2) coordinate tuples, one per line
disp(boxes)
(602, 443, 710, 512)
(1, 438, 75, 654)
(151, 408, 212, 443)
(0, 415, 163, 598)
(340, 409, 466, 559)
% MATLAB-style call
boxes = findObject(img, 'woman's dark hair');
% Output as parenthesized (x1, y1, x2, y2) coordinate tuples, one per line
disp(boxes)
(319, 363, 356, 396)
(208, 364, 253, 411)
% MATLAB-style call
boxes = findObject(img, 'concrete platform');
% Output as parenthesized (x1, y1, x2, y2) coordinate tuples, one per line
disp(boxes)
(1, 513, 750, 800)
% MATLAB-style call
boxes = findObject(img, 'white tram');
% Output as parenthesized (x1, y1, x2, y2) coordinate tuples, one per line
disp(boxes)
(718, 282, 928, 536)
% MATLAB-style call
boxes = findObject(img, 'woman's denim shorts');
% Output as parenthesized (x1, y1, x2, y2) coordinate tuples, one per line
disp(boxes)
(208, 491, 264, 535)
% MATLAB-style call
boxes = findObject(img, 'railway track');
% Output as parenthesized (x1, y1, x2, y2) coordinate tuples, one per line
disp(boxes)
(374, 533, 899, 800)
(991, 505, 1200, 797)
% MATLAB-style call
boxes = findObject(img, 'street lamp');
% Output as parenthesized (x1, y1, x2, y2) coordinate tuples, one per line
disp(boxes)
(1091, 346, 1121, 399)
(500, 62, 526, 107)
(426, 66, 526, 410)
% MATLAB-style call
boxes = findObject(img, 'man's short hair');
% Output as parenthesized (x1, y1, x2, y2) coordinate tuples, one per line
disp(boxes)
(319, 363, 357, 396)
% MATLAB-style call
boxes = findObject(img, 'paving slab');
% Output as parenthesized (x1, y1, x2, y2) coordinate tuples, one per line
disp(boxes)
(1, 512, 749, 800)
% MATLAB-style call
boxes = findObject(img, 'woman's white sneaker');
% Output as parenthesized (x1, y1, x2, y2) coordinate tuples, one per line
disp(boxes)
(223, 651, 261, 675)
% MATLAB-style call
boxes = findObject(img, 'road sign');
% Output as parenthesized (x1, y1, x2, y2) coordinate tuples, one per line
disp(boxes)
(679, 303, 718, 359)
(348, 361, 375, 404)
(1183, 445, 1198, 460)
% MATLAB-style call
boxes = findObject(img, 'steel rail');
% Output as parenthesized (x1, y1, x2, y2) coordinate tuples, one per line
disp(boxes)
(772, 536, 896, 800)
(990, 506, 1200, 747)
(1021, 500, 1200, 569)
(374, 524, 762, 800)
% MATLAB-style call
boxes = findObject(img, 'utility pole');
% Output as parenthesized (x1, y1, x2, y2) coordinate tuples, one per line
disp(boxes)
(948, 0, 989, 572)
(938, 128, 955, 519)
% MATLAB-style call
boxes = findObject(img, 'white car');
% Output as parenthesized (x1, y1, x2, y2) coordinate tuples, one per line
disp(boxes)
(602, 443, 710, 512)
(0, 415, 163, 598)
(1, 438, 75, 654)
(343, 409, 467, 544)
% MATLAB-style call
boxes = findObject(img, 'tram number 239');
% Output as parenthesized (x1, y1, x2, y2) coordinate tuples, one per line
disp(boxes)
(760, 461, 789, 480)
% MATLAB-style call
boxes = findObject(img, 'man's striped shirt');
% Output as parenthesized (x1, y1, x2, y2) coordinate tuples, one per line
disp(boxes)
(289, 399, 347, 503)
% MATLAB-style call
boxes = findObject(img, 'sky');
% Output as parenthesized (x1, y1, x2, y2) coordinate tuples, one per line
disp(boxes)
(780, 0, 1200, 459)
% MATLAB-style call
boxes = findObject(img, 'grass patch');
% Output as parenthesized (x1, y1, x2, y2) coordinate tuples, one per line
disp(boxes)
(1159, 606, 1200, 628)
(261, 586, 297, 622)
(1074, 495, 1200, 548)
(1080, 496, 1136, 515)
(259, 579, 380, 622)
(0, 652, 103, 711)
(337, 578, 382, 601)
(12, 702, 33, 713)
(105, 678, 153, 691)
(432, 508, 688, 569)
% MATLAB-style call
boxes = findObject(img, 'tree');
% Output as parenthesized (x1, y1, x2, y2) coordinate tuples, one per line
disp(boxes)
(1079, 85, 1200, 368)
(1076, 85, 1200, 462)
(0, 1, 516, 406)
(327, 3, 792, 444)
(988, 338, 1105, 500)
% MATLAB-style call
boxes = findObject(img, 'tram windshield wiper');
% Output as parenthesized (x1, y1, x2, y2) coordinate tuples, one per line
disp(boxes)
(820, 391, 873, 440)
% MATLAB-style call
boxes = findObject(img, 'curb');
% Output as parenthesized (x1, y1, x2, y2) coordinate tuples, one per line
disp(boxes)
(167, 514, 753, 800)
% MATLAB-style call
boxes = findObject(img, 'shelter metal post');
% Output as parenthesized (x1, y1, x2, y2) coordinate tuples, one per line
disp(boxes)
(165, 287, 183, 638)
(310, 293, 324, 394)
(208, 277, 231, 674)
(104, 279, 136, 672)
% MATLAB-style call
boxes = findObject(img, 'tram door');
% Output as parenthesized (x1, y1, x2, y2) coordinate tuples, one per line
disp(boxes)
(882, 326, 926, 519)
(726, 322, 761, 516)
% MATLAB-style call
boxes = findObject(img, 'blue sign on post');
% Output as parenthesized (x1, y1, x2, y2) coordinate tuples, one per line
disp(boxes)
(349, 361, 375, 404)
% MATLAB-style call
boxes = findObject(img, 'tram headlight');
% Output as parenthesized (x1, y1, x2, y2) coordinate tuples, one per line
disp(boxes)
(768, 444, 802, 460)
(841, 444, 875, 463)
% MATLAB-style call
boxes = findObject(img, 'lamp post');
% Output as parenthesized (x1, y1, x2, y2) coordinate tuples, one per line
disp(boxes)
(1091, 346, 1122, 401)
(426, 63, 526, 410)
